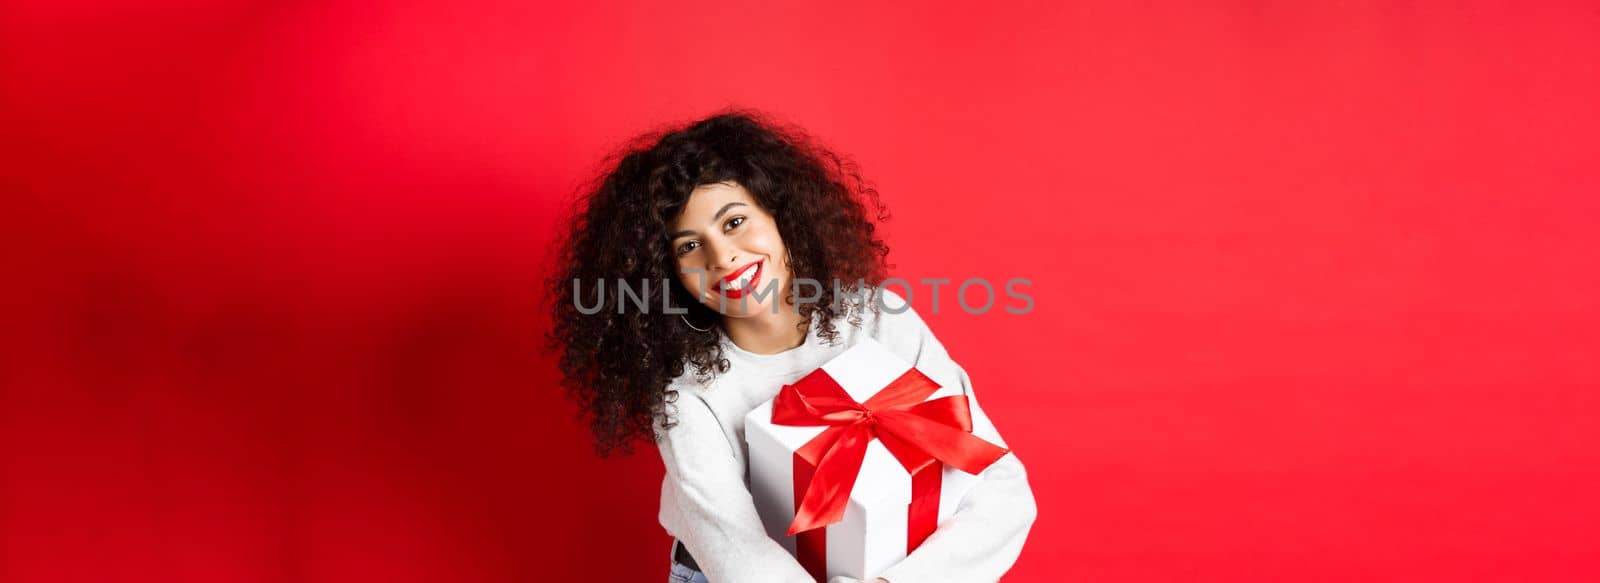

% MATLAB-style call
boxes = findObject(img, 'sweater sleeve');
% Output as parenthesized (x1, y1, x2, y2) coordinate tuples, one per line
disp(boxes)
(656, 388, 816, 583)
(873, 289, 1040, 583)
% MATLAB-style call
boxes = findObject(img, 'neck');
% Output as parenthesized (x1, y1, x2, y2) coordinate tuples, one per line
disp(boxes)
(722, 301, 809, 355)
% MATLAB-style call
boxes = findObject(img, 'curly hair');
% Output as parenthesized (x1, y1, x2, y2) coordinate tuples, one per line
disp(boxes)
(545, 110, 892, 456)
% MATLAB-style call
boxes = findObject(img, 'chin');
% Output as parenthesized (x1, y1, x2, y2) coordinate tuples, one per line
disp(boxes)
(703, 278, 789, 317)
(703, 295, 781, 318)
(707, 302, 766, 318)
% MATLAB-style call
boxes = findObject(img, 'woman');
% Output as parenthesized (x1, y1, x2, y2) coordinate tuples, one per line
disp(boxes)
(547, 111, 1036, 582)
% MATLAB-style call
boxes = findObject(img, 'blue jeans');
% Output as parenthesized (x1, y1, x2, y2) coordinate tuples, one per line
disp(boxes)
(668, 541, 710, 583)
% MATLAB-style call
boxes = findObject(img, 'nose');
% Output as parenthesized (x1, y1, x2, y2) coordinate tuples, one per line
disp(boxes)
(702, 238, 739, 275)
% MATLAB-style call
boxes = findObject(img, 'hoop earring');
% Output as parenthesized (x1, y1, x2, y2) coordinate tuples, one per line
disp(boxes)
(680, 312, 713, 333)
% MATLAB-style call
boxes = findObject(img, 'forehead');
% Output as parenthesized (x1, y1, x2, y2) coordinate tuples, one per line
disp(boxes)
(672, 181, 757, 226)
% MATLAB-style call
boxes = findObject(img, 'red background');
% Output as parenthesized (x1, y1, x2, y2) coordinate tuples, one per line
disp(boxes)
(4, 1, 1598, 581)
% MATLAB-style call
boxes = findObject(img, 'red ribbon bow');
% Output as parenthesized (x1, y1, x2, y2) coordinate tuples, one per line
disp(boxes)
(772, 366, 1011, 537)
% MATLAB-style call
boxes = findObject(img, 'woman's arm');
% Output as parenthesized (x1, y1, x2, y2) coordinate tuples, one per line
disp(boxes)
(872, 289, 1041, 583)
(656, 390, 817, 583)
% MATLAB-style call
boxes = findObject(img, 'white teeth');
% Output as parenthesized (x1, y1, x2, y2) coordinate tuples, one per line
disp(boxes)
(722, 263, 758, 292)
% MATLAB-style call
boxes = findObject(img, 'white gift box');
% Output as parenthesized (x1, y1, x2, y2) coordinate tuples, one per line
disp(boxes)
(744, 337, 984, 580)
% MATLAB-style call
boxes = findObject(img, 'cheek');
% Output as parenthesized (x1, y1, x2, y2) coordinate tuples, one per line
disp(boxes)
(747, 227, 786, 261)
(676, 261, 708, 295)
(766, 243, 792, 281)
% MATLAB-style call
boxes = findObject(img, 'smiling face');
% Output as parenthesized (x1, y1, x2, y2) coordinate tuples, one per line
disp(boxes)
(669, 181, 794, 319)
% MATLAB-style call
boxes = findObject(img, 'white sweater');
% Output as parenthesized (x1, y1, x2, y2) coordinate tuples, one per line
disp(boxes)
(655, 287, 1038, 582)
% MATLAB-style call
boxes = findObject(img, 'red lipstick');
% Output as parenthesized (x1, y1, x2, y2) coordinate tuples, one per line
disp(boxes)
(712, 259, 765, 300)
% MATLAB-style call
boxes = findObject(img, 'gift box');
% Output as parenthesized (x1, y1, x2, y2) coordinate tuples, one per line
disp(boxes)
(744, 337, 1009, 581)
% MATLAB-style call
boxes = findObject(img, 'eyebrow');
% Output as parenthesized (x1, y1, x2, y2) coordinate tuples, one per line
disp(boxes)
(669, 202, 748, 240)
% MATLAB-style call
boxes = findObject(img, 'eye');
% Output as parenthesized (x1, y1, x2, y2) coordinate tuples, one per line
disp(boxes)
(724, 216, 746, 231)
(675, 240, 700, 256)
